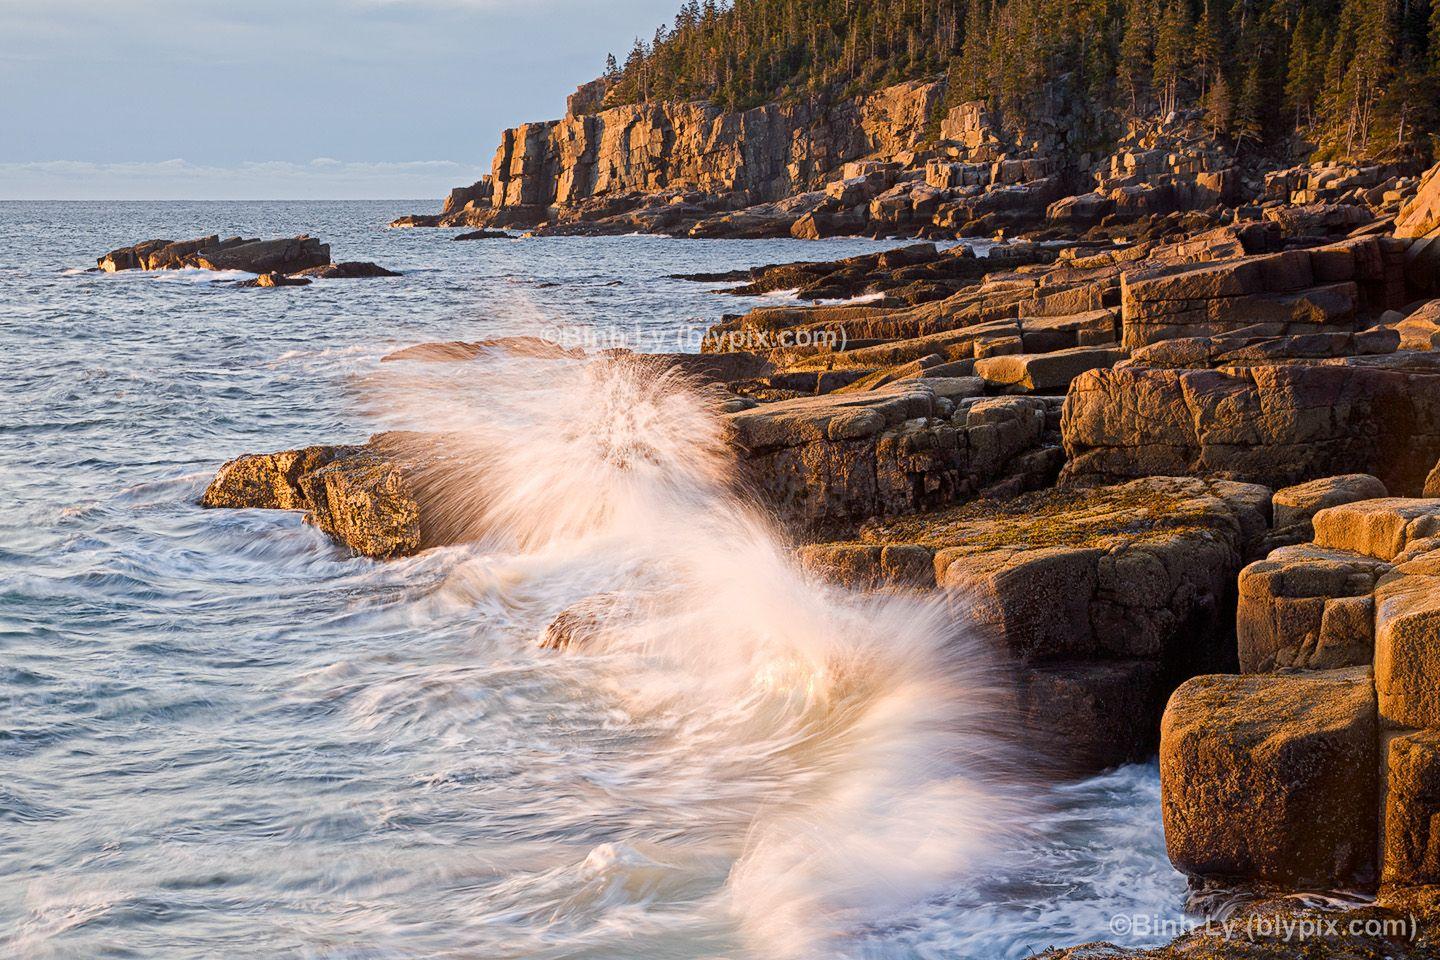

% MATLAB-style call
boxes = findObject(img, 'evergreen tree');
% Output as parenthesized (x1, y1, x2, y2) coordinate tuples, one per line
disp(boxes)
(1116, 0, 1154, 115)
(1152, 0, 1192, 117)
(1205, 67, 1234, 136)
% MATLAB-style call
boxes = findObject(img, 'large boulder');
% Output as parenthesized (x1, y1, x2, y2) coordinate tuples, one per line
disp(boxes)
(1396, 161, 1440, 240)
(801, 477, 1265, 773)
(200, 433, 463, 558)
(1236, 543, 1389, 672)
(1374, 541, 1440, 729)
(194, 236, 330, 274)
(1118, 237, 1408, 350)
(727, 384, 1063, 534)
(1272, 474, 1389, 530)
(1396, 300, 1440, 351)
(1160, 669, 1379, 888)
(1061, 356, 1440, 496)
(1312, 498, 1440, 562)
(973, 345, 1124, 394)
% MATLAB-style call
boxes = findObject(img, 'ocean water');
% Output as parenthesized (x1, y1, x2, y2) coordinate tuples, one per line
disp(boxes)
(0, 200, 1188, 959)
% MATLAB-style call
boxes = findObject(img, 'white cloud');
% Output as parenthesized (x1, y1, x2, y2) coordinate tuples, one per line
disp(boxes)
(0, 158, 489, 200)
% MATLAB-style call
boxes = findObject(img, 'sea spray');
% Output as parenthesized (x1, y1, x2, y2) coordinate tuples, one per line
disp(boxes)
(366, 352, 1026, 957)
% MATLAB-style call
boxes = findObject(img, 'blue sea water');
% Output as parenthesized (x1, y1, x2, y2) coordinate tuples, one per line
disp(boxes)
(0, 200, 1187, 959)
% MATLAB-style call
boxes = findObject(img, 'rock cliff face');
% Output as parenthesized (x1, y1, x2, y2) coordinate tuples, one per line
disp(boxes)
(422, 79, 944, 228)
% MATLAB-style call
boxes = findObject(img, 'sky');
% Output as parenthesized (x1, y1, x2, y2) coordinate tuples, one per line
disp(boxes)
(0, 0, 684, 199)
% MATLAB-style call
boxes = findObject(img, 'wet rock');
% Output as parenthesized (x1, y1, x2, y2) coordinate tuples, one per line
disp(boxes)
(1160, 668, 1379, 888)
(291, 261, 400, 278)
(195, 236, 330, 274)
(1029, 896, 1438, 958)
(452, 230, 514, 240)
(1386, 730, 1440, 886)
(538, 593, 643, 651)
(1009, 660, 1164, 774)
(200, 433, 470, 559)
(389, 214, 441, 228)
(803, 477, 1261, 773)
(237, 271, 312, 288)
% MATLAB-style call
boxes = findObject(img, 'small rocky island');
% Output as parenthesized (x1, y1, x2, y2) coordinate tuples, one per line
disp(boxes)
(96, 234, 398, 287)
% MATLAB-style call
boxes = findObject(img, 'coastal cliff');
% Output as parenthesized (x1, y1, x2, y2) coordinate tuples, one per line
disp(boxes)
(397, 78, 947, 232)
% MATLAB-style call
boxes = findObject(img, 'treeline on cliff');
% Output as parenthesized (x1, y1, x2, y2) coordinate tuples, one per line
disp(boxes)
(600, 0, 1440, 162)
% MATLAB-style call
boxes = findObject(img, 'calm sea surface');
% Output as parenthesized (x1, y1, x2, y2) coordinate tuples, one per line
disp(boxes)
(0, 200, 1186, 959)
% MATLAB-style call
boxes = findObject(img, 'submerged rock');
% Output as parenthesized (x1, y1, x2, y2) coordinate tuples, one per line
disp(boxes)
(236, 272, 312, 288)
(291, 261, 400, 278)
(451, 230, 514, 241)
(538, 593, 645, 651)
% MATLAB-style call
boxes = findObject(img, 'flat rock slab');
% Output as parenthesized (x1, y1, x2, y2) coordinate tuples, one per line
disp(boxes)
(973, 345, 1125, 393)
(1160, 668, 1378, 888)
(1313, 498, 1440, 561)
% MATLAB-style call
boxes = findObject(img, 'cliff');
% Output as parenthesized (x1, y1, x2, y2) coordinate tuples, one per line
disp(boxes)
(396, 79, 945, 231)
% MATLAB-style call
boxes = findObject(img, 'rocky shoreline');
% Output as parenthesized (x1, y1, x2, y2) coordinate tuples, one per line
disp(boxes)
(391, 75, 1421, 252)
(191, 138, 1440, 954)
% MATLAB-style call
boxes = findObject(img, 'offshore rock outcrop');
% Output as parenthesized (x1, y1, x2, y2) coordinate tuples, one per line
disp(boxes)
(95, 236, 398, 280)
(98, 235, 331, 274)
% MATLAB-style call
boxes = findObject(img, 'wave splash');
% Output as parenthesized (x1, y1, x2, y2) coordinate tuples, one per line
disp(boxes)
(373, 353, 1024, 957)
